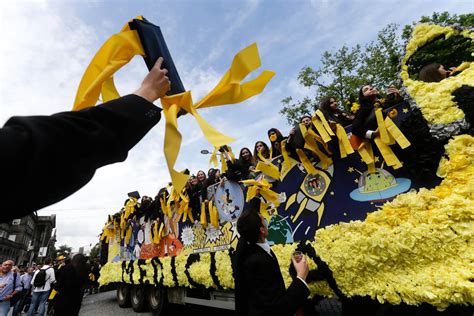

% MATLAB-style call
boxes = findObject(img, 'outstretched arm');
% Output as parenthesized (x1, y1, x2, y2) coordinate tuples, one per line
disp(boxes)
(0, 58, 170, 222)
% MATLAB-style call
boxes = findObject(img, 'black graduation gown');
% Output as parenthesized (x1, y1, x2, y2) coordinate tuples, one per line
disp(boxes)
(0, 94, 161, 222)
(53, 265, 86, 316)
(235, 244, 310, 316)
(351, 106, 377, 139)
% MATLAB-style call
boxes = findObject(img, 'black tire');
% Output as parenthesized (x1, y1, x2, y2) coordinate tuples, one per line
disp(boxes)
(131, 285, 148, 312)
(148, 286, 167, 315)
(116, 284, 131, 308)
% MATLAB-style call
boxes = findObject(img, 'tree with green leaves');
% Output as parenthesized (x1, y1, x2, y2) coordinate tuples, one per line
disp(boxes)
(56, 244, 73, 259)
(89, 243, 100, 260)
(281, 24, 402, 126)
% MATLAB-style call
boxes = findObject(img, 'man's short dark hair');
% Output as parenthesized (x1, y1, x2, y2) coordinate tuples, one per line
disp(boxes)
(237, 208, 263, 244)
(44, 258, 52, 265)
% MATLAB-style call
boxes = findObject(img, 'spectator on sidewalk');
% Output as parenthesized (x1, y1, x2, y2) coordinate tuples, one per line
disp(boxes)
(28, 258, 55, 316)
(0, 260, 22, 316)
(12, 266, 33, 316)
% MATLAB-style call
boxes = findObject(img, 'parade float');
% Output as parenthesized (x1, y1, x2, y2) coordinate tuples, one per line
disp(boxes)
(86, 19, 472, 314)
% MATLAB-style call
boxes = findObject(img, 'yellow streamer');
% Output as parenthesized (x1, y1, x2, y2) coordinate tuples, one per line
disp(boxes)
(160, 43, 275, 191)
(384, 117, 411, 149)
(306, 128, 332, 155)
(280, 140, 298, 179)
(200, 202, 208, 228)
(374, 137, 403, 169)
(296, 149, 319, 175)
(72, 18, 275, 193)
(73, 17, 145, 110)
(241, 178, 280, 207)
(375, 108, 390, 144)
(209, 147, 220, 168)
(315, 110, 335, 137)
(335, 124, 354, 158)
(311, 116, 332, 143)
(357, 140, 376, 173)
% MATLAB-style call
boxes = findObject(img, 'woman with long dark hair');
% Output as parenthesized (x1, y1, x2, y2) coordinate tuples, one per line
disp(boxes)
(53, 254, 89, 316)
(237, 147, 257, 180)
(267, 128, 286, 158)
(418, 63, 453, 82)
(253, 141, 270, 162)
(351, 85, 381, 140)
(319, 97, 354, 128)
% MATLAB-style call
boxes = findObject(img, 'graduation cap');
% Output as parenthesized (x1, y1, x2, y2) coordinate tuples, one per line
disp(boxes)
(129, 18, 185, 96)
(127, 191, 141, 199)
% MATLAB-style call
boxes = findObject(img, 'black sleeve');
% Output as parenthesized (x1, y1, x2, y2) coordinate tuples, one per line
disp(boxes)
(0, 94, 161, 222)
(351, 107, 372, 138)
(245, 256, 310, 316)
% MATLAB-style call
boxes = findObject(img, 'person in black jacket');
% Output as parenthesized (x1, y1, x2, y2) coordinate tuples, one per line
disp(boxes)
(232, 199, 310, 316)
(0, 57, 170, 223)
(351, 84, 382, 140)
(52, 254, 89, 316)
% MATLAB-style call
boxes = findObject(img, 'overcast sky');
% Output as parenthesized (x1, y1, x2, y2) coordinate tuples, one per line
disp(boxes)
(1, 0, 471, 252)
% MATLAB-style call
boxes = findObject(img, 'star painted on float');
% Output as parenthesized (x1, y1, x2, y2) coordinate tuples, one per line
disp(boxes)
(277, 159, 282, 164)
(347, 167, 354, 173)
(374, 156, 380, 162)
(403, 108, 409, 113)
(330, 191, 334, 196)
(354, 179, 359, 183)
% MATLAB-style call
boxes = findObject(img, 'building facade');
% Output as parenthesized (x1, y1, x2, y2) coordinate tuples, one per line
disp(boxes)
(0, 214, 56, 266)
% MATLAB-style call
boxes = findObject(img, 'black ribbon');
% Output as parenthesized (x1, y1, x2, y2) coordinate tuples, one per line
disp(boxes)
(209, 252, 223, 290)
(137, 259, 148, 285)
(122, 260, 135, 285)
(184, 253, 206, 289)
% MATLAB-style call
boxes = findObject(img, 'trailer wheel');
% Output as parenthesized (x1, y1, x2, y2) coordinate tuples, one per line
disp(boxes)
(116, 284, 131, 308)
(131, 285, 148, 312)
(148, 285, 167, 315)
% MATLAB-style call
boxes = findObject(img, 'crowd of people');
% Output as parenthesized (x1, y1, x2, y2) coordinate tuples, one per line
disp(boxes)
(0, 255, 101, 316)
(121, 81, 409, 226)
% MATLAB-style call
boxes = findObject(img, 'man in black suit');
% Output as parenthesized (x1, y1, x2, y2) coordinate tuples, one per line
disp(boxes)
(0, 57, 170, 223)
(233, 200, 310, 316)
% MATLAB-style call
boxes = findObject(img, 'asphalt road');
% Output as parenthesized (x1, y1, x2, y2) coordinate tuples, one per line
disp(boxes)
(79, 290, 235, 316)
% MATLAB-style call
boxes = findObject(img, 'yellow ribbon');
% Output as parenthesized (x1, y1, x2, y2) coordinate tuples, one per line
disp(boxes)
(296, 149, 319, 175)
(280, 140, 298, 179)
(200, 202, 208, 228)
(73, 17, 145, 110)
(374, 137, 403, 169)
(306, 127, 332, 155)
(100, 219, 115, 243)
(335, 124, 354, 158)
(209, 201, 219, 228)
(72, 18, 275, 193)
(300, 124, 332, 169)
(241, 178, 280, 207)
(209, 147, 219, 168)
(375, 108, 390, 144)
(315, 110, 335, 136)
(124, 225, 133, 245)
(124, 198, 137, 220)
(255, 154, 281, 180)
(357, 140, 376, 173)
(384, 116, 410, 149)
(161, 43, 275, 191)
